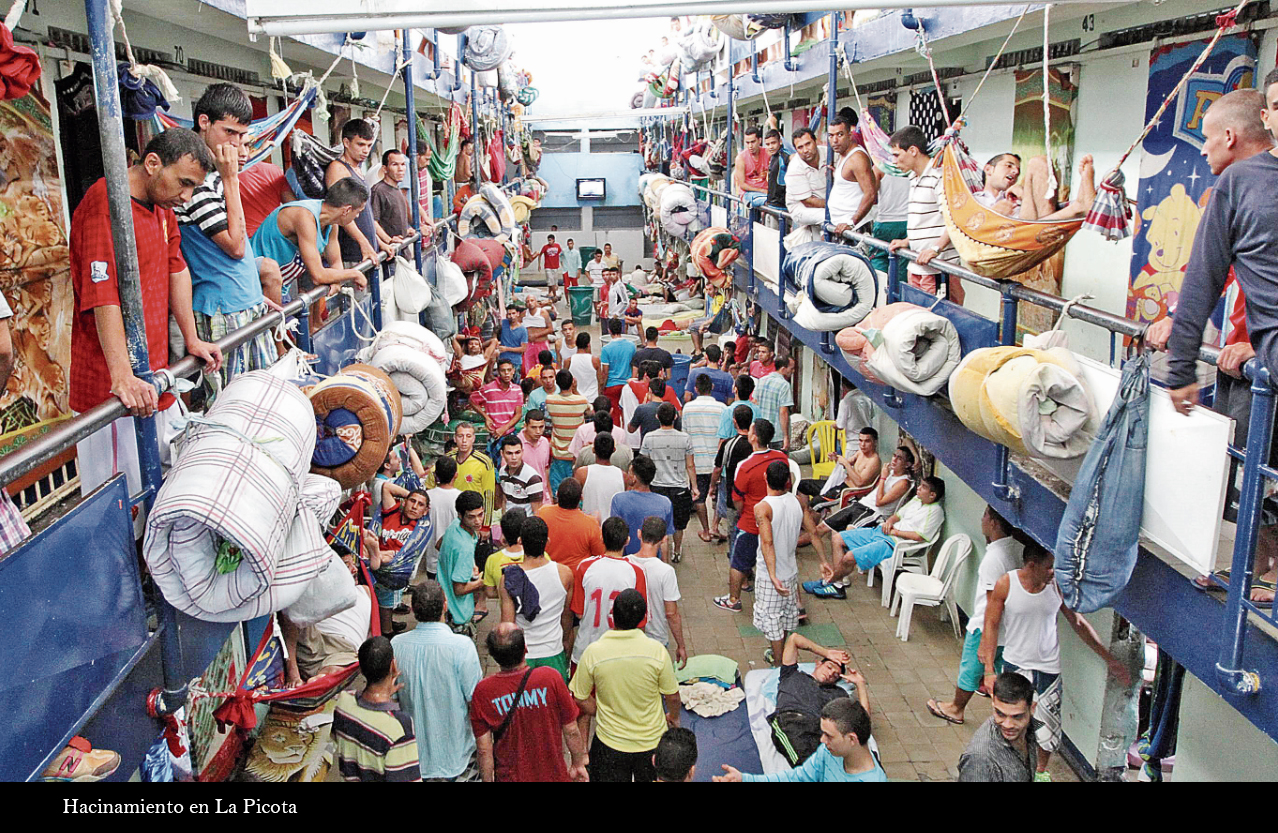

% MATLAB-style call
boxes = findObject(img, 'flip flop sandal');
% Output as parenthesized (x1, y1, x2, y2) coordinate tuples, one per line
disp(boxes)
(698, 531, 714, 543)
(471, 610, 490, 624)
(926, 699, 964, 725)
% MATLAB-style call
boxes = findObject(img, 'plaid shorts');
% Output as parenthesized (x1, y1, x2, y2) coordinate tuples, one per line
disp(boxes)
(752, 573, 801, 641)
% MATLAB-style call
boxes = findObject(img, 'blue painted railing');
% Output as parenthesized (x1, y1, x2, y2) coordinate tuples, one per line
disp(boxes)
(685, 183, 1278, 739)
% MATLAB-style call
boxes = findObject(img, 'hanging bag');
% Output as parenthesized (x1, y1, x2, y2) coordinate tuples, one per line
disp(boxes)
(392, 255, 433, 315)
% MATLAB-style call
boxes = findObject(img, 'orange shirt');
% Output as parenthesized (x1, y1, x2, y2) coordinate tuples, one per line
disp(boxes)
(536, 505, 606, 573)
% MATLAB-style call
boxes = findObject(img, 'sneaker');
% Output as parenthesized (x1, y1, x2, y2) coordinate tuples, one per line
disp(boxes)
(806, 582, 847, 600)
(42, 737, 121, 782)
(801, 579, 826, 594)
(671, 550, 682, 564)
(394, 603, 410, 615)
(713, 595, 743, 612)
(1033, 771, 1053, 783)
(763, 647, 776, 665)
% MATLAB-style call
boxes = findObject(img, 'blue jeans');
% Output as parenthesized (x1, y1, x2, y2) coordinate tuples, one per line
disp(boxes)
(742, 192, 768, 207)
(838, 527, 896, 571)
(1055, 354, 1149, 613)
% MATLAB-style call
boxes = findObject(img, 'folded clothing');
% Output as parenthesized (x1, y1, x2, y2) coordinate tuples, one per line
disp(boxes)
(680, 681, 746, 718)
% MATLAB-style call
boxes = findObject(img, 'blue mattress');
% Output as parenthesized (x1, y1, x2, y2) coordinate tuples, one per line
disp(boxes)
(680, 684, 762, 783)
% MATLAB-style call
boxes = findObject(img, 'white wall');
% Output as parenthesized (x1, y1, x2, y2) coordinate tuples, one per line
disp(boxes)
(528, 230, 649, 272)
(1175, 673, 1278, 781)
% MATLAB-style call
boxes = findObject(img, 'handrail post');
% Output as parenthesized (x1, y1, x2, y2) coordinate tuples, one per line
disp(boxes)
(993, 286, 1021, 502)
(824, 12, 838, 234)
(783, 21, 797, 72)
(86, 0, 176, 691)
(747, 203, 758, 300)
(403, 27, 424, 272)
(1217, 360, 1273, 695)
(883, 250, 903, 408)
(725, 71, 735, 196)
(470, 61, 481, 194)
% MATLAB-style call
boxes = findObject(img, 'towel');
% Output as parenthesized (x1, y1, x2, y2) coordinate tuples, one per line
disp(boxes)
(679, 681, 746, 717)
(503, 563, 541, 621)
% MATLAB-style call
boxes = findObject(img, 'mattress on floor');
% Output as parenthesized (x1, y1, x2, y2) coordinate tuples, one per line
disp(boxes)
(679, 682, 762, 782)
(744, 665, 877, 775)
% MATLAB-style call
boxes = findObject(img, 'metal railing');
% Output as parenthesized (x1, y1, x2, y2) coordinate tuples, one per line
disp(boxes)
(682, 181, 1273, 694)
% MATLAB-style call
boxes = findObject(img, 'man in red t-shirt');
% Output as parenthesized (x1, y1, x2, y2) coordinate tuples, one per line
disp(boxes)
(363, 489, 431, 634)
(714, 419, 787, 612)
(71, 128, 223, 503)
(237, 161, 296, 237)
(471, 623, 587, 782)
(536, 234, 564, 303)
(733, 126, 770, 207)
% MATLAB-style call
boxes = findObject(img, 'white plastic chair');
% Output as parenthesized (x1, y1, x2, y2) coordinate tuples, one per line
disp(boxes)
(869, 536, 936, 607)
(890, 534, 973, 641)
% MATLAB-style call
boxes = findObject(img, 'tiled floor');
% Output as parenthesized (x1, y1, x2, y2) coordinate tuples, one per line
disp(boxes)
(425, 313, 1078, 782)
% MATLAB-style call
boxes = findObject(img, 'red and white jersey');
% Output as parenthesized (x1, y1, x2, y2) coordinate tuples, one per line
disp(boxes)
(570, 555, 648, 663)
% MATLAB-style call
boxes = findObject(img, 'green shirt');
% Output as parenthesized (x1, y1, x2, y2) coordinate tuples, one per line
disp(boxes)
(437, 519, 479, 624)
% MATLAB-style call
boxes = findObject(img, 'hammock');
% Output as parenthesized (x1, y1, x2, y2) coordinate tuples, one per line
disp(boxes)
(938, 140, 1083, 281)
(155, 85, 318, 170)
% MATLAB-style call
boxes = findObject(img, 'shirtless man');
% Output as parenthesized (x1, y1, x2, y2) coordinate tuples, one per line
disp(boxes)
(796, 427, 881, 568)
(976, 152, 1098, 221)
(450, 330, 500, 394)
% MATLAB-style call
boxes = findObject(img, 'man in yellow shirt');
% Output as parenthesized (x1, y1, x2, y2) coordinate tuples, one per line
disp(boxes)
(482, 510, 526, 597)
(427, 422, 496, 528)
(568, 589, 680, 782)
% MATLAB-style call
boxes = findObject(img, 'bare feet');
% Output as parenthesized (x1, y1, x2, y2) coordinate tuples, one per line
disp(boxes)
(1076, 154, 1096, 211)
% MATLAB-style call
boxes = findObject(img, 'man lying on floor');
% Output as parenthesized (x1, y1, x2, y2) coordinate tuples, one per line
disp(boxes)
(758, 632, 872, 768)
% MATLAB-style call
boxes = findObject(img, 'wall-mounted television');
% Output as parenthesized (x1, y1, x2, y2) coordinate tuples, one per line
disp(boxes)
(576, 178, 606, 200)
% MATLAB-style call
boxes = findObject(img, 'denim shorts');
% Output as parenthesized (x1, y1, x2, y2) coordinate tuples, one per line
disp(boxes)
(956, 629, 1004, 692)
(731, 531, 759, 572)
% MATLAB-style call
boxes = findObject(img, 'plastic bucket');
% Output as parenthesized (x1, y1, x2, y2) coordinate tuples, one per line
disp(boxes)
(568, 285, 595, 325)
(668, 353, 692, 401)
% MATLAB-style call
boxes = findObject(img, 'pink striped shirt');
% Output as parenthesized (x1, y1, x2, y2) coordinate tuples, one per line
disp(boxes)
(472, 381, 524, 430)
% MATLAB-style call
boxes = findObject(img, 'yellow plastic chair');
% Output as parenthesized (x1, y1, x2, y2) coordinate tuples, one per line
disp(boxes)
(806, 421, 845, 479)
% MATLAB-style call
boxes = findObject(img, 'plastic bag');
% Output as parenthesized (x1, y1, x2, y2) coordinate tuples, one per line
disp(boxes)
(393, 255, 433, 314)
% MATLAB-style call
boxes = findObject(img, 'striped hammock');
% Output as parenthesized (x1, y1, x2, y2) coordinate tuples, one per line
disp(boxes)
(857, 107, 906, 178)
(155, 84, 318, 170)
(937, 141, 1082, 281)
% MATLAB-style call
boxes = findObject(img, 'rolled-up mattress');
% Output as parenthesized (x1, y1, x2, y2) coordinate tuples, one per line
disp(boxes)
(457, 183, 517, 240)
(144, 371, 343, 622)
(711, 14, 765, 40)
(659, 182, 700, 240)
(644, 175, 672, 211)
(783, 242, 878, 331)
(451, 240, 492, 310)
(948, 345, 1097, 459)
(509, 194, 536, 224)
(308, 364, 403, 488)
(463, 25, 511, 71)
(362, 320, 450, 367)
(365, 344, 448, 435)
(678, 21, 722, 71)
(471, 237, 515, 285)
(836, 303, 961, 397)
(691, 227, 741, 288)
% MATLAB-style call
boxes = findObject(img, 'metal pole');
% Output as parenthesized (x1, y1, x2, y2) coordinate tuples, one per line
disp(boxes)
(783, 20, 797, 72)
(470, 66, 481, 194)
(403, 28, 424, 272)
(824, 12, 838, 231)
(85, 0, 178, 694)
(725, 70, 735, 196)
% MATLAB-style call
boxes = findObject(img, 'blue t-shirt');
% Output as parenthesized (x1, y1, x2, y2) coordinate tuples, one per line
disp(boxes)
(600, 338, 638, 388)
(685, 366, 734, 404)
(718, 400, 756, 439)
(180, 225, 263, 316)
(609, 490, 675, 556)
(250, 199, 332, 272)
(742, 745, 888, 782)
(499, 320, 529, 368)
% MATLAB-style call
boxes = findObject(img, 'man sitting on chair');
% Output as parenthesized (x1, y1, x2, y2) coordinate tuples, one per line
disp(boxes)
(795, 427, 882, 567)
(804, 476, 945, 600)
(976, 152, 1098, 221)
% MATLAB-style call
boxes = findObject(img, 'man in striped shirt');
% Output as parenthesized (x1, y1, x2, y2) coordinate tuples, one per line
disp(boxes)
(333, 635, 422, 782)
(472, 358, 525, 443)
(545, 369, 590, 496)
(887, 125, 965, 305)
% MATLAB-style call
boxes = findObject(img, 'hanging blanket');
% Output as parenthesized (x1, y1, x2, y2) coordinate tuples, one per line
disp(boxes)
(659, 182, 700, 240)
(835, 303, 961, 396)
(1054, 354, 1150, 613)
(782, 242, 878, 332)
(644, 175, 672, 211)
(308, 365, 403, 489)
(690, 227, 741, 289)
(156, 85, 318, 169)
(290, 130, 342, 200)
(939, 143, 1082, 280)
(451, 240, 493, 311)
(948, 346, 1098, 459)
(144, 371, 343, 622)
(0, 24, 40, 100)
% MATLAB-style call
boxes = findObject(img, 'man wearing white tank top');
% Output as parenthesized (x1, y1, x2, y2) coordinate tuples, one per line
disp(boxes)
(755, 461, 804, 666)
(498, 516, 574, 682)
(575, 433, 626, 523)
(979, 541, 1131, 781)
(568, 331, 602, 402)
(826, 114, 878, 239)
